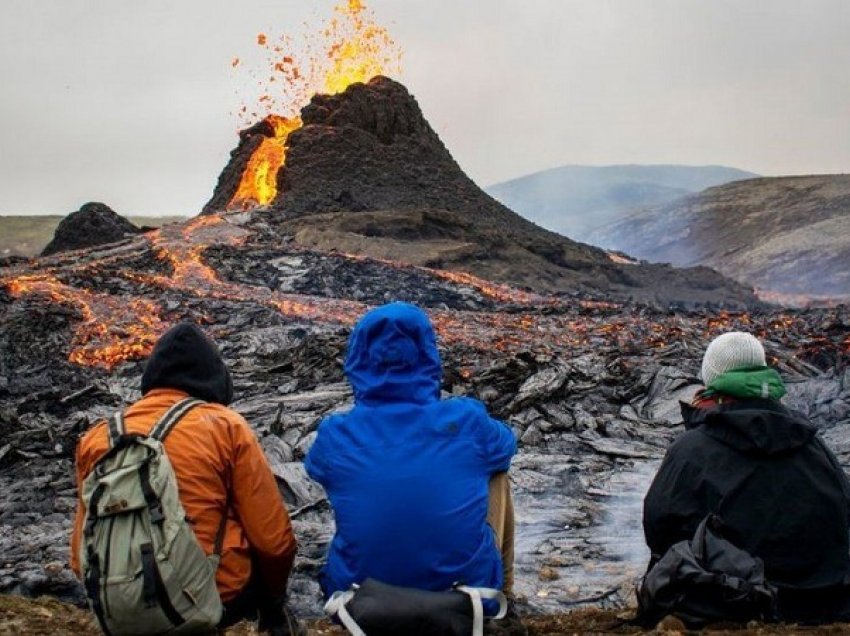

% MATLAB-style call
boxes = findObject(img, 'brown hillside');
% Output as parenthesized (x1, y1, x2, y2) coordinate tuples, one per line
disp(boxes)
(590, 175, 850, 304)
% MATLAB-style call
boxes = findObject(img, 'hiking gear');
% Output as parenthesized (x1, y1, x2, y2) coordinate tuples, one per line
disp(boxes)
(142, 323, 234, 406)
(305, 302, 516, 599)
(344, 301, 442, 406)
(701, 332, 766, 388)
(72, 388, 297, 603)
(702, 367, 786, 401)
(79, 398, 224, 634)
(324, 578, 508, 636)
(644, 398, 850, 621)
(637, 514, 778, 627)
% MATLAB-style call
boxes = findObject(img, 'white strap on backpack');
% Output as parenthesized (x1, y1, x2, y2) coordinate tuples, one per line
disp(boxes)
(455, 585, 508, 636)
(323, 583, 508, 636)
(324, 587, 364, 636)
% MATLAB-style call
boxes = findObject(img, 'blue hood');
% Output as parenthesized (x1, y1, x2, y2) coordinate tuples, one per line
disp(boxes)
(344, 303, 442, 405)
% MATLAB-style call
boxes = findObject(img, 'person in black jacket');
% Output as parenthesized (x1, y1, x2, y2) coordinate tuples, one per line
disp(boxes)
(643, 331, 850, 623)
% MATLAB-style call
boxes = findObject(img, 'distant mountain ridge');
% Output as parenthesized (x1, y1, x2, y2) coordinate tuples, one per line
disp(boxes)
(486, 164, 757, 240)
(588, 174, 850, 303)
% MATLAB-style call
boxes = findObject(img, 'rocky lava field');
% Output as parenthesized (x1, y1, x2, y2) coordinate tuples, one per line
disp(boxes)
(1, 209, 849, 620)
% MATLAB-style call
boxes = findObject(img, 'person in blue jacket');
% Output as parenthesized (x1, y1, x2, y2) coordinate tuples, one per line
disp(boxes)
(305, 302, 518, 600)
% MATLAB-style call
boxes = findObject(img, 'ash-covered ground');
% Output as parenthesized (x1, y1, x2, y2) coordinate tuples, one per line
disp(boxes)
(1, 212, 849, 618)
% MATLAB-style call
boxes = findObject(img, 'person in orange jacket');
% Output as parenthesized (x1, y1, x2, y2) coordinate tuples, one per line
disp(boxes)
(70, 322, 301, 633)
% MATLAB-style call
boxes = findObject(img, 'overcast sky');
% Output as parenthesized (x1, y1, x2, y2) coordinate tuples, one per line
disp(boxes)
(2, 0, 849, 216)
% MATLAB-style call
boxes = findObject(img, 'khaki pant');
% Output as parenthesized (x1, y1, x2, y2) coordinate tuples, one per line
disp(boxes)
(487, 472, 516, 596)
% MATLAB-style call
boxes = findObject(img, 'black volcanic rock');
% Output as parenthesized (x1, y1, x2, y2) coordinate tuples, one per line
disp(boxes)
(1, 204, 849, 616)
(205, 77, 757, 309)
(272, 78, 605, 250)
(41, 203, 141, 256)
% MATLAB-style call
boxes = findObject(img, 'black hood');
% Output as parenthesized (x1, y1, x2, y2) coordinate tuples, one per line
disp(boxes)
(141, 323, 233, 405)
(683, 399, 816, 456)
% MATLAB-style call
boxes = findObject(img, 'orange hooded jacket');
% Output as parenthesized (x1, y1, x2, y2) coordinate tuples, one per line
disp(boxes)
(70, 388, 297, 602)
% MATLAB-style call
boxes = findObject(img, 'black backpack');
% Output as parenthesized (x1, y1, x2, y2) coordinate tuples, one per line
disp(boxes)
(637, 514, 778, 628)
(324, 578, 508, 636)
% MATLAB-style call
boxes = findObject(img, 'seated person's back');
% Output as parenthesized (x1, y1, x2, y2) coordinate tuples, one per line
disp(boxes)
(643, 331, 850, 622)
(306, 303, 517, 596)
(72, 323, 298, 630)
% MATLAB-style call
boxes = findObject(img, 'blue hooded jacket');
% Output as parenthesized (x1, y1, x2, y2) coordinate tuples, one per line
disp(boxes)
(305, 302, 517, 597)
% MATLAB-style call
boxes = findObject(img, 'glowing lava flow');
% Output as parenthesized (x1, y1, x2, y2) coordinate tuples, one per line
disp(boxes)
(4, 273, 165, 367)
(230, 115, 302, 209)
(150, 215, 249, 286)
(228, 0, 402, 209)
(337, 251, 547, 306)
(3, 215, 845, 372)
(1, 216, 363, 368)
(148, 216, 365, 325)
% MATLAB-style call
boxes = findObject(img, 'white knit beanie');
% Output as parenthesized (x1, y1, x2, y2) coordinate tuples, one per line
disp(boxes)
(701, 331, 767, 388)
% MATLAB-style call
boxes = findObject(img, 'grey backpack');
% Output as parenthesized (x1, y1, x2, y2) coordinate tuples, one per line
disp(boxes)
(79, 398, 225, 635)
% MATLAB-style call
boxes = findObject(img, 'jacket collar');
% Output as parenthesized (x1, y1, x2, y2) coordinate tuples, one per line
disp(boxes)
(681, 398, 816, 456)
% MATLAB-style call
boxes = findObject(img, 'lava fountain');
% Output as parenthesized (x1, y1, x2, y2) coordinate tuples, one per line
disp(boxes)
(228, 0, 402, 209)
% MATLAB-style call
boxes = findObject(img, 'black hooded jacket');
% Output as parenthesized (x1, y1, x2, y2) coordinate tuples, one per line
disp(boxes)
(643, 398, 850, 592)
(141, 322, 234, 405)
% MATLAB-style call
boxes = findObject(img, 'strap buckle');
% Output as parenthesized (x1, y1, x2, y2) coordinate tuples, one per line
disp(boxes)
(149, 504, 165, 525)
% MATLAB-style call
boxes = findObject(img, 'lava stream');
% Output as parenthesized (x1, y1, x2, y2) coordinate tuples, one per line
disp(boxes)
(4, 273, 165, 367)
(3, 214, 846, 373)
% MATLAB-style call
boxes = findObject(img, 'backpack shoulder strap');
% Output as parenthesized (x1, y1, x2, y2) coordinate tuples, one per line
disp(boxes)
(690, 514, 714, 561)
(106, 411, 125, 448)
(149, 397, 206, 442)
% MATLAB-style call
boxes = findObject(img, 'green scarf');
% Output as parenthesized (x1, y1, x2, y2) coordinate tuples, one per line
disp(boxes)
(703, 366, 786, 401)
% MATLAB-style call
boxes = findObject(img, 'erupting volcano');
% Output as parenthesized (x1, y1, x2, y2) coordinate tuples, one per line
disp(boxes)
(1, 0, 849, 625)
(0, 0, 835, 379)
(213, 0, 402, 211)
(197, 0, 754, 307)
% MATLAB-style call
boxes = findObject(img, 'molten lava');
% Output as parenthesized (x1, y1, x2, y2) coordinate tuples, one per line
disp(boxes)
(5, 273, 165, 367)
(321, 0, 401, 95)
(3, 216, 848, 374)
(230, 115, 302, 209)
(227, 0, 402, 209)
(145, 216, 366, 326)
(1, 216, 361, 368)
(339, 251, 548, 306)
